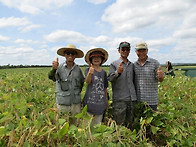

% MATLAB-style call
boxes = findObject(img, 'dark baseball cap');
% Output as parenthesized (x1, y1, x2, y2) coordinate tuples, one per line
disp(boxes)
(118, 41, 130, 49)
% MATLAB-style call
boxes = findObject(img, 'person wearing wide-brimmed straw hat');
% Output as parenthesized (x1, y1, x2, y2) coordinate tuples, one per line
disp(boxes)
(108, 41, 137, 129)
(48, 44, 85, 123)
(83, 48, 109, 125)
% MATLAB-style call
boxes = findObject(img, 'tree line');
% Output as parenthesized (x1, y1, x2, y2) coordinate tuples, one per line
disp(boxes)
(0, 63, 195, 69)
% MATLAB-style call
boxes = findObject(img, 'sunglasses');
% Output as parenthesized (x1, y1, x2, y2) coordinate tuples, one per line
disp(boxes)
(121, 48, 130, 51)
(65, 51, 77, 55)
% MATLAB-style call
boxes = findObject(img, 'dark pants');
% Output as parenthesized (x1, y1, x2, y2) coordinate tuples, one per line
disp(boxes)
(112, 101, 136, 129)
(149, 105, 157, 111)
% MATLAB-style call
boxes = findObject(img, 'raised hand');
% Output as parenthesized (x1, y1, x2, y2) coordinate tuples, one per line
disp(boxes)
(157, 66, 164, 82)
(52, 57, 59, 70)
(89, 64, 94, 75)
(117, 62, 124, 74)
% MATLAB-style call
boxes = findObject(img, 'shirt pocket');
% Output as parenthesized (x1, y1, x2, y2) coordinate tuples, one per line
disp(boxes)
(56, 92, 71, 105)
(75, 78, 81, 88)
(73, 90, 81, 104)
(59, 79, 69, 91)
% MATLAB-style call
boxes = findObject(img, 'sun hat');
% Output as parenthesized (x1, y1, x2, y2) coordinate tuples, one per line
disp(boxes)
(85, 48, 108, 65)
(57, 44, 84, 58)
(118, 41, 130, 49)
(135, 42, 148, 50)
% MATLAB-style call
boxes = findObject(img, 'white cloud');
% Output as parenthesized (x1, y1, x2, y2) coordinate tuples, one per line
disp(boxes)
(0, 45, 34, 54)
(87, 0, 107, 5)
(93, 35, 110, 44)
(14, 39, 43, 45)
(0, 0, 74, 14)
(147, 38, 175, 49)
(0, 35, 9, 41)
(19, 24, 42, 33)
(0, 17, 31, 28)
(0, 45, 52, 65)
(102, 0, 193, 33)
(44, 30, 88, 43)
(173, 28, 196, 39)
(0, 17, 42, 32)
(1, 0, 196, 65)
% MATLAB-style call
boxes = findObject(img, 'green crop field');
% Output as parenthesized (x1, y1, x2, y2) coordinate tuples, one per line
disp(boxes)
(0, 66, 195, 146)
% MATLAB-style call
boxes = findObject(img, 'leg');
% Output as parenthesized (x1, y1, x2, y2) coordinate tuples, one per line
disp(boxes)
(125, 101, 136, 129)
(92, 114, 103, 125)
(71, 103, 81, 115)
(56, 104, 71, 114)
(149, 105, 157, 111)
(71, 103, 81, 125)
(112, 101, 126, 126)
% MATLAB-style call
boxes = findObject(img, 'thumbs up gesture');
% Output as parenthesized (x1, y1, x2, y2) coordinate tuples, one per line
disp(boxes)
(157, 66, 164, 82)
(89, 64, 94, 75)
(117, 62, 124, 74)
(52, 57, 59, 70)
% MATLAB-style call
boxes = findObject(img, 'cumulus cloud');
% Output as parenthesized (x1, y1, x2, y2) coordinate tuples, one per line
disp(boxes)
(0, 17, 41, 32)
(44, 30, 88, 43)
(0, 46, 34, 54)
(102, 0, 193, 33)
(44, 30, 141, 51)
(0, 45, 51, 65)
(100, 0, 196, 63)
(1, 0, 196, 65)
(0, 17, 31, 28)
(18, 24, 42, 33)
(87, 0, 107, 5)
(147, 38, 175, 49)
(14, 39, 43, 45)
(0, 35, 9, 42)
(0, 0, 74, 14)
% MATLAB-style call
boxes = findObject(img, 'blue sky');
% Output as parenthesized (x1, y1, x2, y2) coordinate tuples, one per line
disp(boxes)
(0, 0, 196, 65)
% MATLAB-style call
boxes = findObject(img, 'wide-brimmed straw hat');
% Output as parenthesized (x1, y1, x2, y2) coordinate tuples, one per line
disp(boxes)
(85, 48, 108, 65)
(57, 44, 84, 58)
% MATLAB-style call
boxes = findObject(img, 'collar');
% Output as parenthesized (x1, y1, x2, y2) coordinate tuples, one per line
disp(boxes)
(63, 62, 76, 69)
(119, 58, 131, 65)
(136, 56, 150, 65)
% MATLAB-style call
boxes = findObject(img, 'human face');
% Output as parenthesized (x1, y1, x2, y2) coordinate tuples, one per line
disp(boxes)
(118, 47, 130, 59)
(136, 49, 148, 61)
(64, 51, 77, 62)
(91, 56, 102, 66)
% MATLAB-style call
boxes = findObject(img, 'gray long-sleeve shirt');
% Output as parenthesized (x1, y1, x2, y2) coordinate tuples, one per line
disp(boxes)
(108, 58, 137, 102)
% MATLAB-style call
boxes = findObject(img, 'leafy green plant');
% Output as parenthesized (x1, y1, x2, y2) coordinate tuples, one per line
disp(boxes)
(0, 67, 195, 146)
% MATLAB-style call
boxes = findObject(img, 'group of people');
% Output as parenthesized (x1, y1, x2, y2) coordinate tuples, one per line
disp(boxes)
(48, 41, 164, 129)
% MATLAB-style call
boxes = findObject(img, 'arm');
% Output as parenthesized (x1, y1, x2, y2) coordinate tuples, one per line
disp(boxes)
(104, 71, 109, 109)
(48, 57, 59, 82)
(85, 65, 94, 84)
(105, 88, 108, 109)
(108, 63, 122, 82)
(85, 73, 92, 84)
(48, 69, 57, 82)
(157, 66, 164, 82)
(79, 68, 85, 91)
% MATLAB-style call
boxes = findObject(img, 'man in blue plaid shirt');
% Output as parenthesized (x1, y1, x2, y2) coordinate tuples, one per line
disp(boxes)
(134, 42, 164, 111)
